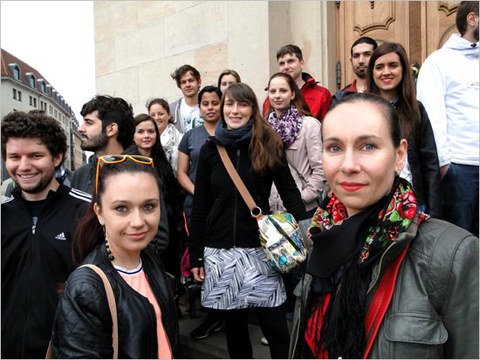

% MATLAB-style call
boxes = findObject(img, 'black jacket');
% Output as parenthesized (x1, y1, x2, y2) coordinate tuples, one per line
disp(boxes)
(72, 154, 170, 255)
(50, 244, 179, 358)
(407, 101, 442, 218)
(1, 185, 91, 358)
(189, 137, 308, 268)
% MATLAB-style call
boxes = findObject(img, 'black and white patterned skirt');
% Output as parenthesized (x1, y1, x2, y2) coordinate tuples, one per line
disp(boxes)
(201, 246, 286, 310)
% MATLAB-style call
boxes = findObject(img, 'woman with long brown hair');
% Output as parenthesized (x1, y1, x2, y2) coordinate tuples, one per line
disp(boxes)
(189, 83, 307, 358)
(51, 158, 178, 358)
(367, 42, 442, 218)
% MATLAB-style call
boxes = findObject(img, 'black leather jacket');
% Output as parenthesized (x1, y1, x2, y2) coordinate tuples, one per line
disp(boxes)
(407, 101, 442, 218)
(50, 244, 179, 358)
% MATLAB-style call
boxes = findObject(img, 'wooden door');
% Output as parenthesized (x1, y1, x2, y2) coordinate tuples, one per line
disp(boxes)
(335, 1, 459, 90)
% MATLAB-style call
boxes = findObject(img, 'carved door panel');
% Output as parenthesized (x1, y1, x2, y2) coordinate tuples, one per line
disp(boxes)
(423, 1, 459, 56)
(335, 1, 458, 90)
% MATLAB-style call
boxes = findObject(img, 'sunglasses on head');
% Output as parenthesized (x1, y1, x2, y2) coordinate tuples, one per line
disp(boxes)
(95, 154, 154, 194)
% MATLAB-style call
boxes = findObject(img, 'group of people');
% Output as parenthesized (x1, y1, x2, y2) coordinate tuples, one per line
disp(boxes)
(1, 1, 478, 359)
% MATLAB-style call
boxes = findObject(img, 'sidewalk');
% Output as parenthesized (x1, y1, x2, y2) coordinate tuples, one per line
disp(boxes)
(177, 310, 271, 359)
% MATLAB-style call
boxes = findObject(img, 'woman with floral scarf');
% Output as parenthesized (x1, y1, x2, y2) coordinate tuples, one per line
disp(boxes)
(289, 93, 478, 359)
(266, 72, 325, 218)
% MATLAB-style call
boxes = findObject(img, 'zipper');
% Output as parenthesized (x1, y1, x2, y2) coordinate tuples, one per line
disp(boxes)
(232, 149, 241, 248)
(21, 219, 37, 357)
(367, 241, 396, 294)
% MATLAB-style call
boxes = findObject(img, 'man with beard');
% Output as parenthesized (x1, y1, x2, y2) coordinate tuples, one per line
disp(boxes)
(72, 95, 170, 255)
(1, 110, 91, 358)
(72, 95, 135, 193)
(417, 1, 479, 236)
(332, 37, 378, 106)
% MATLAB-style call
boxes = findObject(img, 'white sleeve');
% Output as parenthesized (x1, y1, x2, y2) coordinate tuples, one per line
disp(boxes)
(416, 55, 451, 167)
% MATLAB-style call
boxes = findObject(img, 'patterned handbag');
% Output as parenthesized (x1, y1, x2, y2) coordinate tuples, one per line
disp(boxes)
(217, 145, 308, 273)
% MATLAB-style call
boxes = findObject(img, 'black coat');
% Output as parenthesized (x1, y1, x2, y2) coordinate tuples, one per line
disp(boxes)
(189, 137, 308, 268)
(408, 101, 442, 218)
(50, 244, 179, 358)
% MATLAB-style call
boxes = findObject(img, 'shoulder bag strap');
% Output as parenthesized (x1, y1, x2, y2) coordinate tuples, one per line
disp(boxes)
(216, 145, 262, 218)
(80, 264, 119, 359)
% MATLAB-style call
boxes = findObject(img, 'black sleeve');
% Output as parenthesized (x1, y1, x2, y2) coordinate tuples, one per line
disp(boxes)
(188, 143, 213, 268)
(273, 153, 308, 221)
(50, 268, 114, 358)
(148, 195, 170, 255)
(417, 101, 443, 218)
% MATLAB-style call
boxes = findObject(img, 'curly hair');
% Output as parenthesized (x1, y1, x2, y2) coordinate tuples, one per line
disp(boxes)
(80, 95, 135, 150)
(1, 110, 67, 164)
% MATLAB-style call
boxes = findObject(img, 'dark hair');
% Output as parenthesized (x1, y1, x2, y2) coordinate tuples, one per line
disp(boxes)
(198, 85, 223, 104)
(221, 83, 283, 174)
(456, 1, 479, 36)
(72, 160, 161, 265)
(367, 42, 420, 138)
(276, 44, 303, 61)
(133, 114, 175, 196)
(170, 64, 201, 88)
(217, 69, 242, 89)
(326, 93, 402, 148)
(350, 37, 378, 56)
(146, 98, 173, 124)
(1, 110, 67, 166)
(80, 95, 135, 150)
(265, 72, 312, 117)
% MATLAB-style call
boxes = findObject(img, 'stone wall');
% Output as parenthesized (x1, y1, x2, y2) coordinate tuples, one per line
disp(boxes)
(94, 1, 335, 115)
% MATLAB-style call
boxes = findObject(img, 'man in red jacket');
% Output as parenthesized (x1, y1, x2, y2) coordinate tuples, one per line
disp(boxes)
(263, 44, 332, 121)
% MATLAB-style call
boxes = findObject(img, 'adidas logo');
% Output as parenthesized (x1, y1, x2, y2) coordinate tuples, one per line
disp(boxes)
(54, 232, 67, 241)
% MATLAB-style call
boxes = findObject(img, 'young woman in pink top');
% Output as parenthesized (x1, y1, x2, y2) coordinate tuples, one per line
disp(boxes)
(50, 157, 178, 358)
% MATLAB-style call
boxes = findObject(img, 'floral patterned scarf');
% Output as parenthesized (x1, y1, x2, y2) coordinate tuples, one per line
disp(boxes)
(304, 177, 428, 358)
(310, 177, 427, 267)
(266, 104, 303, 148)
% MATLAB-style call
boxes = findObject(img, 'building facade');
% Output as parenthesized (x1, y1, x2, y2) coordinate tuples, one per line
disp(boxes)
(1, 49, 85, 176)
(93, 1, 458, 115)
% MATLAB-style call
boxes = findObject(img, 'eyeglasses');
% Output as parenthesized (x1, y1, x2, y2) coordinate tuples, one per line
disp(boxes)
(95, 155, 154, 194)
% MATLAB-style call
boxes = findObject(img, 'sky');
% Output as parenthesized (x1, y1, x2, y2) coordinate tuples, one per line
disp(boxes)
(1, 0, 95, 123)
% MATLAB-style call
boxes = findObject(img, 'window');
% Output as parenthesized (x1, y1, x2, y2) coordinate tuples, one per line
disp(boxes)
(40, 81, 46, 93)
(49, 105, 53, 115)
(18, 91, 22, 101)
(12, 88, 17, 100)
(27, 73, 36, 88)
(33, 98, 37, 108)
(29, 96, 33, 106)
(9, 64, 21, 80)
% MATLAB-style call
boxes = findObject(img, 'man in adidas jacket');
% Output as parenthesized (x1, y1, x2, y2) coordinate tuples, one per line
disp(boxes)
(1, 110, 91, 358)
